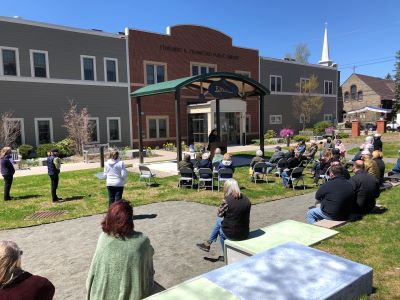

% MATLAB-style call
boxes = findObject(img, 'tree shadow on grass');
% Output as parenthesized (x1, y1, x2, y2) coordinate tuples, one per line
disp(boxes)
(11, 194, 41, 201)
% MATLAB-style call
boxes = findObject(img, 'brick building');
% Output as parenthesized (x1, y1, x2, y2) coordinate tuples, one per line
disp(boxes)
(126, 25, 259, 147)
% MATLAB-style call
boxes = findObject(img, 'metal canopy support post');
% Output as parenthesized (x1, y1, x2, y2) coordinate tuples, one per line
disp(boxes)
(259, 94, 265, 153)
(216, 98, 221, 140)
(175, 88, 182, 162)
(136, 97, 144, 164)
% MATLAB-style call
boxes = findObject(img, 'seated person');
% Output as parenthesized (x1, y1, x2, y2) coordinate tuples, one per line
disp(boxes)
(0, 241, 55, 300)
(331, 148, 341, 162)
(372, 150, 385, 185)
(361, 150, 380, 182)
(350, 160, 380, 214)
(281, 151, 302, 188)
(388, 150, 400, 176)
(250, 150, 264, 169)
(218, 153, 235, 178)
(313, 150, 333, 184)
(331, 159, 350, 180)
(212, 148, 224, 164)
(87, 201, 154, 299)
(350, 146, 364, 162)
(178, 154, 194, 171)
(323, 137, 334, 151)
(360, 136, 374, 153)
(307, 165, 354, 224)
(302, 141, 318, 160)
(284, 146, 295, 159)
(373, 133, 383, 151)
(193, 152, 202, 170)
(335, 139, 346, 157)
(198, 152, 212, 169)
(295, 140, 306, 154)
(196, 179, 251, 262)
(265, 146, 285, 172)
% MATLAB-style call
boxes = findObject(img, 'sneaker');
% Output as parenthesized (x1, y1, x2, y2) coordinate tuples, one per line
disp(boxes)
(218, 256, 225, 262)
(196, 242, 210, 252)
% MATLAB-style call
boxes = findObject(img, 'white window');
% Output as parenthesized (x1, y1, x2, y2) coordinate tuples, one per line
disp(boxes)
(147, 116, 169, 139)
(235, 70, 251, 77)
(5, 118, 25, 145)
(81, 55, 97, 81)
(324, 114, 333, 121)
(299, 114, 310, 124)
(190, 62, 217, 76)
(269, 115, 282, 124)
(324, 80, 334, 95)
(107, 117, 121, 142)
(30, 50, 49, 78)
(88, 117, 100, 143)
(34, 118, 53, 145)
(270, 75, 282, 92)
(300, 78, 310, 93)
(0, 46, 20, 76)
(104, 58, 118, 82)
(144, 61, 166, 84)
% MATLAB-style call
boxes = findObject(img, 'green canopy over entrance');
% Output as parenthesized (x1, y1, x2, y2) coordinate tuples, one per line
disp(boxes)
(130, 72, 270, 163)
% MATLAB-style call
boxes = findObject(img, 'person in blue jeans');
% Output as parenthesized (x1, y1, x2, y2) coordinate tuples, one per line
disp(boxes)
(196, 179, 251, 262)
(281, 152, 301, 188)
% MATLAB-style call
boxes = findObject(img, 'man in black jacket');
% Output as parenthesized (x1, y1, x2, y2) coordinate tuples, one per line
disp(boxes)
(350, 160, 380, 214)
(307, 165, 354, 224)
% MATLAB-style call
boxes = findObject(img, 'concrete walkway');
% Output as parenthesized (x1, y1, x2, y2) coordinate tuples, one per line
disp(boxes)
(0, 193, 315, 300)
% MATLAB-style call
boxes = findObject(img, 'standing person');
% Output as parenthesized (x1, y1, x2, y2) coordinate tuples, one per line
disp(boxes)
(47, 149, 61, 202)
(104, 149, 127, 207)
(0, 240, 55, 300)
(86, 201, 154, 300)
(196, 179, 251, 261)
(207, 129, 219, 151)
(0, 147, 15, 201)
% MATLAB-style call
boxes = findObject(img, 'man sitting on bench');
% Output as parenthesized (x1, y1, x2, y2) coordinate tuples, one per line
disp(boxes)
(307, 165, 354, 224)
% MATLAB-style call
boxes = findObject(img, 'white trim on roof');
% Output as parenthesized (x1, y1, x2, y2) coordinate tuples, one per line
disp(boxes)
(260, 56, 337, 70)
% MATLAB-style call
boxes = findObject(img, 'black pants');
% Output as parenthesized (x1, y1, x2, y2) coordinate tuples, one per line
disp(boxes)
(49, 175, 59, 201)
(3, 175, 13, 200)
(107, 186, 124, 207)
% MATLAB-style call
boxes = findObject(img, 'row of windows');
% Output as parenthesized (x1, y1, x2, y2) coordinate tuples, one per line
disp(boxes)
(6, 117, 121, 146)
(0, 46, 119, 82)
(269, 114, 333, 124)
(344, 85, 363, 101)
(270, 75, 334, 95)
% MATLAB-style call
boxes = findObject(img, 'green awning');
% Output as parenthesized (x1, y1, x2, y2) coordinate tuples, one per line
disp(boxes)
(130, 72, 269, 98)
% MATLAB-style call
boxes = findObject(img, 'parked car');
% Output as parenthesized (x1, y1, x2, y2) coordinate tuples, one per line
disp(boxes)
(386, 122, 400, 131)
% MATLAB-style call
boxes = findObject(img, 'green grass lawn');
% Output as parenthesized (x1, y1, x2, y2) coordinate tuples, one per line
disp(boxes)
(347, 141, 400, 157)
(0, 161, 317, 230)
(317, 186, 400, 299)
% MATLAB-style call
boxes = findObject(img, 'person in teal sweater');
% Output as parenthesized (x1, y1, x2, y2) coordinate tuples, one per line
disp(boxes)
(86, 201, 154, 300)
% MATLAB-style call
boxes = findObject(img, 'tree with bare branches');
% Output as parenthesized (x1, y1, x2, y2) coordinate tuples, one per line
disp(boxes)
(63, 100, 91, 155)
(292, 74, 324, 130)
(0, 111, 21, 148)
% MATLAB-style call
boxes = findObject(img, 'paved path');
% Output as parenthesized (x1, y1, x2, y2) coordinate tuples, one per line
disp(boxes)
(0, 193, 315, 300)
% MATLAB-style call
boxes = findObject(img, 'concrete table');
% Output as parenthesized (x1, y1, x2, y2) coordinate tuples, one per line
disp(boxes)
(224, 219, 338, 264)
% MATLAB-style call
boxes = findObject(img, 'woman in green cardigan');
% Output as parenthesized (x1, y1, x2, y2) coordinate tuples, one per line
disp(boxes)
(86, 201, 154, 299)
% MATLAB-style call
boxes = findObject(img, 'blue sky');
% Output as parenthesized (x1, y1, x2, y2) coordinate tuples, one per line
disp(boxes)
(2, 0, 400, 83)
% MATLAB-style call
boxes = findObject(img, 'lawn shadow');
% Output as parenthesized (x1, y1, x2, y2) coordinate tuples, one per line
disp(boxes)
(133, 214, 158, 220)
(203, 256, 224, 263)
(11, 194, 41, 200)
(61, 196, 84, 202)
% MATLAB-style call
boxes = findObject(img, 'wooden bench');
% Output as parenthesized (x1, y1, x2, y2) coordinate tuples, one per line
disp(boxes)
(82, 143, 109, 163)
(314, 219, 347, 229)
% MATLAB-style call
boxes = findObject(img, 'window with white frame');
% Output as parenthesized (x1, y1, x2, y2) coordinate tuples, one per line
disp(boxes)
(269, 115, 282, 124)
(324, 114, 333, 122)
(30, 50, 49, 78)
(35, 118, 53, 145)
(88, 117, 100, 143)
(300, 78, 310, 93)
(324, 80, 333, 95)
(235, 70, 251, 77)
(5, 118, 25, 145)
(107, 117, 121, 142)
(0, 47, 20, 76)
(270, 75, 282, 92)
(191, 62, 216, 76)
(147, 116, 168, 139)
(81, 55, 96, 81)
(104, 58, 118, 82)
(145, 61, 166, 85)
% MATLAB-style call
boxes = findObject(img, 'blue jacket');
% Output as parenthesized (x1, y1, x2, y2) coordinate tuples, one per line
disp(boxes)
(0, 155, 15, 176)
(393, 158, 400, 173)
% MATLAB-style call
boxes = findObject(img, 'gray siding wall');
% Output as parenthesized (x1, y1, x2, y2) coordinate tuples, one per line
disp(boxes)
(0, 81, 130, 146)
(0, 20, 128, 82)
(260, 58, 338, 132)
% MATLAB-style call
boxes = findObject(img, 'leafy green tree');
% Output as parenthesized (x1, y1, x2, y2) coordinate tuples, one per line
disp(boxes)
(393, 50, 400, 115)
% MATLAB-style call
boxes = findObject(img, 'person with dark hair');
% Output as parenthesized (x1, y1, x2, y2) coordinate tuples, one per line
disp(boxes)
(295, 140, 306, 154)
(47, 149, 61, 202)
(178, 154, 193, 171)
(323, 137, 334, 151)
(87, 201, 154, 300)
(307, 165, 354, 224)
(281, 151, 301, 188)
(0, 147, 15, 201)
(350, 160, 380, 214)
(104, 149, 128, 207)
(0, 240, 55, 300)
(373, 134, 383, 151)
(207, 129, 219, 151)
(302, 141, 318, 160)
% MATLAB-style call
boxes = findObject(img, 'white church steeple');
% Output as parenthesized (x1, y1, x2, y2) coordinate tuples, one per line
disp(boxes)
(319, 22, 333, 66)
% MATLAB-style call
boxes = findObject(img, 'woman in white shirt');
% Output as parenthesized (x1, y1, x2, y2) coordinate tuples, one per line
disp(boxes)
(104, 149, 128, 206)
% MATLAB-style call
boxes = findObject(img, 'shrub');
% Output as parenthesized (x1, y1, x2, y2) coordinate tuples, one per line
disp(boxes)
(279, 128, 294, 138)
(336, 132, 349, 139)
(293, 135, 310, 142)
(36, 144, 54, 158)
(264, 130, 277, 140)
(55, 138, 75, 157)
(313, 121, 333, 135)
(18, 144, 33, 159)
